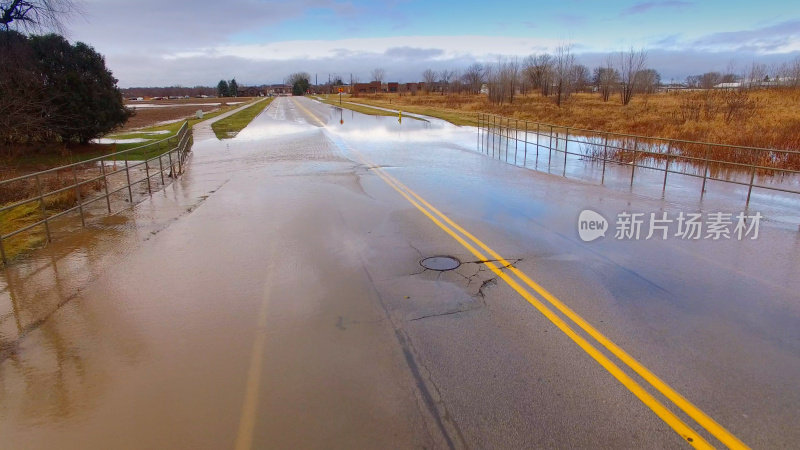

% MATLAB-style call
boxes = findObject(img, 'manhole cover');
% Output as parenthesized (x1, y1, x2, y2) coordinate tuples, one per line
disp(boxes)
(420, 256, 461, 271)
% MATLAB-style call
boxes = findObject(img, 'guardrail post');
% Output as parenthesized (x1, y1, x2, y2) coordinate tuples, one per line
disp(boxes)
(523, 121, 528, 166)
(601, 133, 609, 185)
(535, 123, 540, 166)
(144, 159, 152, 194)
(125, 159, 134, 203)
(100, 159, 112, 213)
(0, 235, 7, 264)
(548, 125, 554, 173)
(701, 144, 711, 198)
(491, 115, 496, 158)
(177, 137, 184, 174)
(505, 118, 510, 162)
(35, 174, 52, 242)
(514, 119, 519, 165)
(158, 154, 165, 185)
(72, 165, 85, 228)
(167, 147, 175, 178)
(563, 127, 569, 177)
(663, 141, 672, 194)
(746, 163, 756, 207)
(630, 137, 638, 188)
(485, 114, 490, 154)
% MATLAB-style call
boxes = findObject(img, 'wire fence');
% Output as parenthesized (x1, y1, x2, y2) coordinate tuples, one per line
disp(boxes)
(0, 122, 193, 264)
(477, 113, 800, 207)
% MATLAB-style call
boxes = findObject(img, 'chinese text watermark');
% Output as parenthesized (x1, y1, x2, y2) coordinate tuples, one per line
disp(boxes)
(578, 210, 761, 242)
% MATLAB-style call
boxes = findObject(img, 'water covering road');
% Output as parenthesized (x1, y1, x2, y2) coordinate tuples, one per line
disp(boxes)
(1, 96, 799, 449)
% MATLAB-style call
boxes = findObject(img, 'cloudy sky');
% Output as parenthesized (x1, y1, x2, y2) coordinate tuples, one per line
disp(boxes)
(66, 0, 800, 87)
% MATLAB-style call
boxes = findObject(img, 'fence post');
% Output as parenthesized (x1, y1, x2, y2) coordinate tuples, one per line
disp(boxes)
(505, 118, 510, 162)
(144, 159, 152, 194)
(486, 114, 497, 159)
(563, 127, 569, 177)
(523, 121, 528, 166)
(167, 146, 175, 178)
(35, 174, 52, 242)
(746, 162, 757, 207)
(72, 165, 86, 228)
(601, 133, 609, 185)
(548, 125, 554, 173)
(514, 119, 519, 165)
(663, 141, 672, 194)
(100, 159, 112, 213)
(125, 159, 134, 203)
(535, 123, 540, 165)
(178, 136, 184, 174)
(631, 137, 638, 187)
(485, 114, 490, 154)
(477, 113, 481, 151)
(158, 154, 165, 185)
(701, 144, 711, 198)
(0, 235, 6, 265)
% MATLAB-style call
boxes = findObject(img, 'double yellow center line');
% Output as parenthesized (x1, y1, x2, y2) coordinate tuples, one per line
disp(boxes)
(292, 98, 748, 449)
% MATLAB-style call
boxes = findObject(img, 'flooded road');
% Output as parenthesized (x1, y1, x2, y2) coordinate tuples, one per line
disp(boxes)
(1, 96, 799, 448)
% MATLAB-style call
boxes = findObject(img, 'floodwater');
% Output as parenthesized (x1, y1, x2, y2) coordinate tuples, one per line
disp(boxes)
(1, 96, 799, 448)
(126, 102, 246, 109)
(91, 137, 149, 144)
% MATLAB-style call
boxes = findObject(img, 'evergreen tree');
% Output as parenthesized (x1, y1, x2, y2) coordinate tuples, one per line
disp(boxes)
(217, 79, 229, 97)
(229, 78, 238, 97)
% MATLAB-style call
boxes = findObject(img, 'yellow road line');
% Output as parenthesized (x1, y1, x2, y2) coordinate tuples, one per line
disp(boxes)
(294, 98, 748, 448)
(363, 160, 712, 449)
(234, 262, 275, 450)
(377, 169, 748, 450)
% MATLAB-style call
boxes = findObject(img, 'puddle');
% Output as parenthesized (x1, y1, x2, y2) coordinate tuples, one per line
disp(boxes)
(91, 138, 150, 144)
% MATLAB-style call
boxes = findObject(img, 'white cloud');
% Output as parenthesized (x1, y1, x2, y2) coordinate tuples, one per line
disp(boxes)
(165, 35, 567, 62)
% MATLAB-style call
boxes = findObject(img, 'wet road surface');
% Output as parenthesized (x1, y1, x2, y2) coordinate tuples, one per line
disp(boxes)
(2, 96, 799, 449)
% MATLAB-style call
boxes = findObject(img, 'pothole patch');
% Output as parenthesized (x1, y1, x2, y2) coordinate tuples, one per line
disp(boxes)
(420, 256, 461, 271)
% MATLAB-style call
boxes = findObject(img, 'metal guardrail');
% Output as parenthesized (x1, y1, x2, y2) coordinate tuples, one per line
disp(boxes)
(0, 122, 193, 264)
(477, 113, 800, 206)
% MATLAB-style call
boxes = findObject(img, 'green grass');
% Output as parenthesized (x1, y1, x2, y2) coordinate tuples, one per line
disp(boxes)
(0, 201, 49, 264)
(211, 98, 273, 139)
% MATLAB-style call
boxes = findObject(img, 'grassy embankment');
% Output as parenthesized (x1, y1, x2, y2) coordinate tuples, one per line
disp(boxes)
(211, 97, 273, 139)
(0, 99, 261, 263)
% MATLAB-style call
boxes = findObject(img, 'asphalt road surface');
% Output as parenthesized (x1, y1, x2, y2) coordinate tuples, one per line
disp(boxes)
(2, 96, 799, 449)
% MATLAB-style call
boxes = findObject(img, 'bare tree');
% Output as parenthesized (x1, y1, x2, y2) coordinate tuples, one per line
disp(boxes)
(439, 69, 454, 95)
(462, 63, 485, 94)
(449, 69, 463, 93)
(790, 56, 800, 87)
(636, 69, 661, 94)
(370, 67, 386, 83)
(571, 64, 590, 93)
(746, 62, 767, 88)
(553, 45, 575, 107)
(594, 55, 619, 102)
(523, 53, 554, 97)
(617, 47, 647, 105)
(1, 0, 79, 32)
(487, 57, 519, 104)
(422, 68, 437, 93)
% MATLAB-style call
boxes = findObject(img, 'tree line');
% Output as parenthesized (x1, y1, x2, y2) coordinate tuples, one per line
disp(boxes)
(410, 50, 800, 107)
(1, 30, 131, 146)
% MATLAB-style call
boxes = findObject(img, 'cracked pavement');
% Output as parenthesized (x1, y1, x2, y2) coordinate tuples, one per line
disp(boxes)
(1, 97, 799, 449)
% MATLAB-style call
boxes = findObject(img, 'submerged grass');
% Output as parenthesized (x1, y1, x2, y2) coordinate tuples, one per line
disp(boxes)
(348, 90, 800, 169)
(316, 95, 427, 121)
(211, 98, 273, 139)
